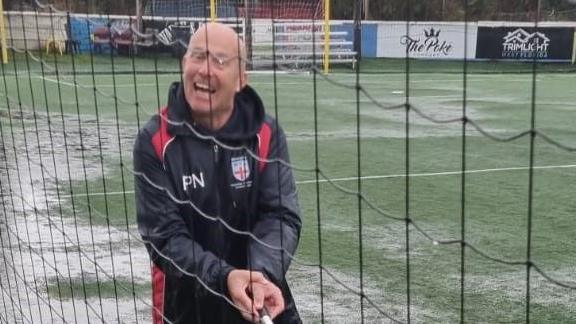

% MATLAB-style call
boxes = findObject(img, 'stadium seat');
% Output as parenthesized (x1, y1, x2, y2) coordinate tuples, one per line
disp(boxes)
(112, 27, 134, 55)
(92, 26, 112, 53)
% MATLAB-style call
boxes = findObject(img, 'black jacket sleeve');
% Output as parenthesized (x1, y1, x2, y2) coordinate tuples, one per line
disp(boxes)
(249, 123, 302, 284)
(134, 126, 234, 295)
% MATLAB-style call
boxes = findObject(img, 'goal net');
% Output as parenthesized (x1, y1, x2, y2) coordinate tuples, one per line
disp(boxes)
(143, 0, 355, 71)
(147, 0, 323, 19)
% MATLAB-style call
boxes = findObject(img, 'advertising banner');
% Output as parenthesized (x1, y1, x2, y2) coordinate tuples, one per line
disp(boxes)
(377, 22, 477, 59)
(476, 26, 574, 61)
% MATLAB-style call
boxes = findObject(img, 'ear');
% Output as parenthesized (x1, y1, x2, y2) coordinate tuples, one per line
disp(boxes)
(181, 54, 187, 72)
(236, 71, 248, 92)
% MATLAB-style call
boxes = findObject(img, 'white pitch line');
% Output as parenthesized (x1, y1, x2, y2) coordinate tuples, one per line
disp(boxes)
(94, 83, 169, 88)
(35, 75, 174, 92)
(27, 74, 538, 89)
(296, 163, 576, 185)
(36, 75, 77, 87)
(32, 74, 310, 88)
(57, 163, 576, 199)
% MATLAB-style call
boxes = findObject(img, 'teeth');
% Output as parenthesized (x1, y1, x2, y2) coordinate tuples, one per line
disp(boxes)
(195, 82, 212, 92)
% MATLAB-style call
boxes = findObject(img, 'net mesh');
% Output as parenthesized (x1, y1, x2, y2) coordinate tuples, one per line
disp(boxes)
(0, 0, 575, 323)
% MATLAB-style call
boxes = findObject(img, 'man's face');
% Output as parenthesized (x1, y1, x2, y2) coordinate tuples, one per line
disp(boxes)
(182, 25, 246, 124)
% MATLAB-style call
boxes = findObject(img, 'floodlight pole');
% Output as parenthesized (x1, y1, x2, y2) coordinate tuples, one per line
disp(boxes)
(323, 0, 330, 74)
(210, 0, 216, 22)
(244, 0, 253, 70)
(363, 0, 370, 20)
(0, 0, 7, 64)
(353, 0, 362, 65)
(136, 0, 142, 31)
(135, 0, 142, 55)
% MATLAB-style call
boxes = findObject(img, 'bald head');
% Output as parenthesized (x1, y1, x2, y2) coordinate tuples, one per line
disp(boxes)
(187, 22, 246, 71)
(181, 22, 249, 130)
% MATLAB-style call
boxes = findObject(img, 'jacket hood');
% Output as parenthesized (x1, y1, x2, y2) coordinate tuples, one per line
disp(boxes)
(166, 82, 265, 141)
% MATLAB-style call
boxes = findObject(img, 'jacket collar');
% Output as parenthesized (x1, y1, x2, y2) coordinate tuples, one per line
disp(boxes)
(166, 82, 265, 141)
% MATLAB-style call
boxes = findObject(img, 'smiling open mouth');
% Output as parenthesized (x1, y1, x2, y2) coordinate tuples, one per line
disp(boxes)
(194, 82, 216, 94)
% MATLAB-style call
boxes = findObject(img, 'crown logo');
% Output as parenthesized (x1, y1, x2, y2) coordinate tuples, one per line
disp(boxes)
(424, 28, 440, 38)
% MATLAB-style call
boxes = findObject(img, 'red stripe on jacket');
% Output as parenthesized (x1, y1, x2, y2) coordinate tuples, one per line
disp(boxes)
(150, 107, 172, 323)
(258, 122, 272, 172)
(151, 107, 173, 162)
(152, 264, 165, 324)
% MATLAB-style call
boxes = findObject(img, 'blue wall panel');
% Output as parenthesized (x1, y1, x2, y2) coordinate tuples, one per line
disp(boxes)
(361, 23, 377, 57)
(333, 23, 377, 58)
(70, 17, 111, 53)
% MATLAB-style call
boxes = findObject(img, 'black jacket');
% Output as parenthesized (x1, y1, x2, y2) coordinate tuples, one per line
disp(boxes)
(134, 82, 302, 324)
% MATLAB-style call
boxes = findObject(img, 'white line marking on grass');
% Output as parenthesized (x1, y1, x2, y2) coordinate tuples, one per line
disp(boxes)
(33, 74, 306, 88)
(58, 164, 576, 199)
(333, 75, 537, 83)
(297, 163, 576, 185)
(90, 83, 169, 88)
(35, 76, 174, 94)
(36, 75, 77, 87)
(248, 70, 310, 75)
(249, 81, 311, 86)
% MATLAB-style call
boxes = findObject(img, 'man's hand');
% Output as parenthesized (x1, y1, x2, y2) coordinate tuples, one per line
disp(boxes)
(227, 269, 285, 323)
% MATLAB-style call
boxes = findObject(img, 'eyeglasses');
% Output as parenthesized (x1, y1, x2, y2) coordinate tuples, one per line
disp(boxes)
(187, 49, 241, 70)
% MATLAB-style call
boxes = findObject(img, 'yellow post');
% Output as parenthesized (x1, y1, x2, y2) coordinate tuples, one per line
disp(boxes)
(210, 0, 217, 22)
(323, 0, 330, 74)
(0, 0, 8, 64)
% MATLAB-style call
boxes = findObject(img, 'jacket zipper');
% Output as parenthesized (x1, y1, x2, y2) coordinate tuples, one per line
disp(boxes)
(213, 144, 219, 163)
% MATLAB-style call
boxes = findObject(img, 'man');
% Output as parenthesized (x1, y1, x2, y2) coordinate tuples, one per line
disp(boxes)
(133, 22, 302, 324)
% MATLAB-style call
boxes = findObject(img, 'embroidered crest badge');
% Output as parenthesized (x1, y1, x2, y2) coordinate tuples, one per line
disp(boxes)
(231, 156, 250, 182)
